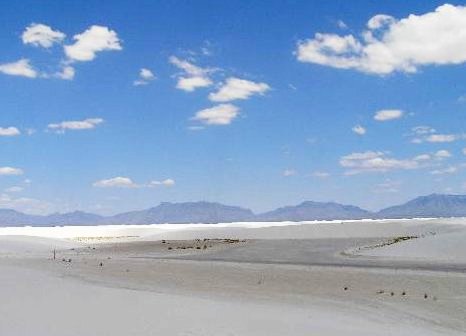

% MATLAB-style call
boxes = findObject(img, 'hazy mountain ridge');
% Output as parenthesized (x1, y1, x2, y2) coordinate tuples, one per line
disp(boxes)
(1, 194, 466, 226)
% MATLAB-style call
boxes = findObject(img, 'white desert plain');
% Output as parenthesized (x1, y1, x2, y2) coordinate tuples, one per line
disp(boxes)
(1, 218, 466, 336)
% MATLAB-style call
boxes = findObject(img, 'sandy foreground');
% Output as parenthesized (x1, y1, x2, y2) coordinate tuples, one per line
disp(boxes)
(1, 218, 466, 335)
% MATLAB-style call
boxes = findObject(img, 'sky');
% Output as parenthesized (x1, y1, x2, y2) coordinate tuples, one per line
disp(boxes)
(2, 1, 466, 215)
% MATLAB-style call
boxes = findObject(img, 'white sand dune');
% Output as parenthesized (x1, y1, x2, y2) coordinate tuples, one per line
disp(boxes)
(359, 227, 466, 263)
(0, 235, 79, 257)
(1, 218, 466, 335)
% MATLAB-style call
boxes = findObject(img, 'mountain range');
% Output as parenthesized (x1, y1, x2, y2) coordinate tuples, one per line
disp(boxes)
(1, 194, 466, 226)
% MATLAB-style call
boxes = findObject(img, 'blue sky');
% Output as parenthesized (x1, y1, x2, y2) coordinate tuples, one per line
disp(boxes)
(2, 1, 466, 215)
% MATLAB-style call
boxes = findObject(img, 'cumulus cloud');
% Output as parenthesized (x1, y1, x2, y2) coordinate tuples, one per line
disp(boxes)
(373, 179, 401, 193)
(312, 171, 331, 178)
(430, 166, 457, 175)
(93, 177, 137, 188)
(169, 56, 213, 91)
(412, 126, 436, 135)
(55, 65, 75, 80)
(48, 118, 104, 133)
(409, 126, 463, 144)
(4, 186, 23, 193)
(192, 104, 239, 125)
(94, 177, 175, 188)
(0, 59, 37, 78)
(352, 125, 366, 135)
(374, 109, 403, 121)
(0, 167, 23, 176)
(133, 68, 156, 86)
(209, 77, 270, 102)
(296, 4, 466, 74)
(148, 179, 175, 187)
(0, 193, 52, 215)
(22, 23, 65, 48)
(64, 25, 122, 62)
(282, 169, 297, 177)
(0, 127, 20, 136)
(426, 134, 458, 143)
(340, 151, 419, 175)
(434, 149, 452, 159)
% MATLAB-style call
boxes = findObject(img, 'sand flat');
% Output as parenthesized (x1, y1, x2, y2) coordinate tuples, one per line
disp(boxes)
(1, 219, 466, 335)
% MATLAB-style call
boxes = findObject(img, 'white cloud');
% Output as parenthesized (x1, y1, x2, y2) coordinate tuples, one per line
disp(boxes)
(0, 193, 52, 215)
(4, 186, 23, 193)
(282, 169, 297, 177)
(0, 127, 20, 136)
(93, 177, 137, 188)
(296, 4, 466, 74)
(0, 59, 37, 78)
(176, 76, 212, 91)
(352, 125, 366, 135)
(64, 25, 122, 62)
(48, 118, 104, 133)
(434, 149, 452, 158)
(340, 151, 419, 175)
(209, 77, 270, 102)
(56, 65, 75, 80)
(413, 154, 431, 161)
(374, 109, 403, 121)
(192, 104, 239, 125)
(430, 166, 457, 175)
(133, 68, 156, 86)
(337, 20, 348, 29)
(0, 167, 23, 176)
(148, 179, 175, 187)
(373, 179, 401, 193)
(169, 56, 213, 91)
(463, 148, 466, 155)
(22, 23, 65, 48)
(312, 171, 330, 178)
(426, 134, 457, 143)
(412, 125, 436, 135)
(409, 127, 463, 144)
(94, 177, 175, 188)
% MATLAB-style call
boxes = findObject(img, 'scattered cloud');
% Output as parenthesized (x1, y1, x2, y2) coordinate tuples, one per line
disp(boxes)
(22, 23, 65, 48)
(434, 149, 452, 159)
(0, 127, 20, 136)
(4, 186, 23, 193)
(352, 125, 366, 135)
(94, 177, 176, 188)
(169, 56, 213, 91)
(133, 68, 156, 86)
(148, 179, 175, 187)
(48, 118, 104, 133)
(312, 171, 330, 178)
(337, 20, 348, 29)
(0, 167, 24, 176)
(64, 25, 122, 62)
(282, 169, 297, 177)
(426, 134, 458, 143)
(192, 104, 239, 125)
(0, 59, 37, 78)
(412, 126, 436, 136)
(93, 177, 137, 188)
(373, 179, 401, 193)
(296, 4, 466, 74)
(374, 109, 403, 121)
(430, 166, 457, 175)
(0, 193, 52, 215)
(209, 77, 270, 102)
(340, 151, 419, 175)
(55, 65, 75, 80)
(409, 126, 463, 144)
